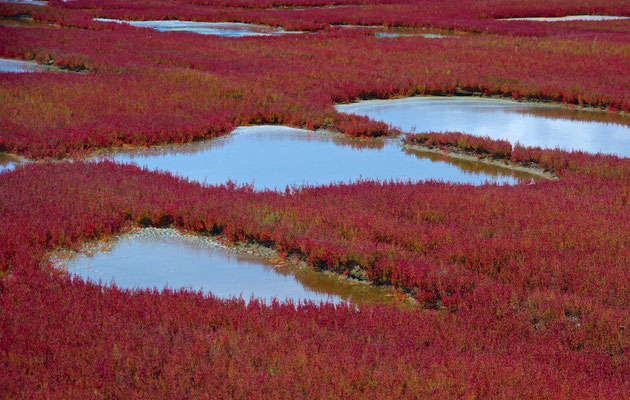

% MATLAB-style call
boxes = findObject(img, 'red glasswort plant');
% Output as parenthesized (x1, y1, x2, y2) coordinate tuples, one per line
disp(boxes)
(1, 18, 629, 157)
(2, 138, 630, 396)
(1, 1, 630, 397)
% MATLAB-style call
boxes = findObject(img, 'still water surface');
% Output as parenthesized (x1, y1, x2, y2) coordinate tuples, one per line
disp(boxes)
(375, 32, 449, 38)
(336, 25, 452, 39)
(0, 153, 22, 173)
(500, 15, 630, 22)
(0, 0, 47, 5)
(337, 97, 630, 156)
(102, 126, 530, 189)
(54, 228, 406, 306)
(0, 57, 44, 73)
(94, 19, 298, 37)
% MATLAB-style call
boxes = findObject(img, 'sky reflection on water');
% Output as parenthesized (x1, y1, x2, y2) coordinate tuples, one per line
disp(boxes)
(337, 97, 630, 156)
(103, 126, 529, 190)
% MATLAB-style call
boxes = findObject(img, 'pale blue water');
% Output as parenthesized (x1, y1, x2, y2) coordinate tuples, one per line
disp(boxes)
(337, 97, 630, 157)
(94, 19, 299, 37)
(0, 153, 22, 172)
(0, 0, 47, 5)
(501, 15, 630, 21)
(0, 58, 43, 73)
(56, 229, 404, 306)
(375, 32, 449, 38)
(0, 164, 16, 173)
(58, 229, 338, 304)
(103, 126, 526, 190)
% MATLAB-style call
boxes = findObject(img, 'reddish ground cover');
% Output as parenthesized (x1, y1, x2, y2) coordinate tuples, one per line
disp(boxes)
(1, 0, 630, 397)
(2, 140, 630, 397)
(42, 0, 630, 36)
(1, 18, 629, 157)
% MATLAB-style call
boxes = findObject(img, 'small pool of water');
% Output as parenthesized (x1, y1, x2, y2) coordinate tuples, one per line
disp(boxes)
(0, 153, 22, 172)
(52, 228, 407, 306)
(101, 126, 536, 190)
(336, 97, 630, 157)
(0, 58, 44, 73)
(500, 15, 630, 22)
(375, 32, 449, 39)
(94, 19, 299, 37)
(0, 0, 47, 5)
(335, 25, 452, 39)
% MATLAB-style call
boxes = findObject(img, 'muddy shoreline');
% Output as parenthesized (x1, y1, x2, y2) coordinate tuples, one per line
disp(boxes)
(48, 226, 418, 308)
(342, 90, 629, 118)
(403, 143, 557, 180)
(0, 126, 558, 183)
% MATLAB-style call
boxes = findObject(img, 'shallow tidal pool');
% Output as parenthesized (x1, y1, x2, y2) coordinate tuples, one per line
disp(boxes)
(0, 0, 47, 5)
(0, 153, 23, 173)
(499, 15, 630, 22)
(336, 97, 630, 157)
(52, 228, 408, 306)
(101, 125, 533, 190)
(94, 19, 298, 37)
(0, 57, 45, 73)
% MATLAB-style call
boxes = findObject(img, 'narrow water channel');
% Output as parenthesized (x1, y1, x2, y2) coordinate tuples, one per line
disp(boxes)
(335, 25, 452, 39)
(500, 15, 630, 21)
(94, 19, 299, 37)
(101, 126, 532, 190)
(375, 32, 449, 39)
(336, 97, 630, 157)
(0, 57, 45, 73)
(0, 153, 22, 173)
(0, 0, 47, 6)
(52, 228, 409, 307)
